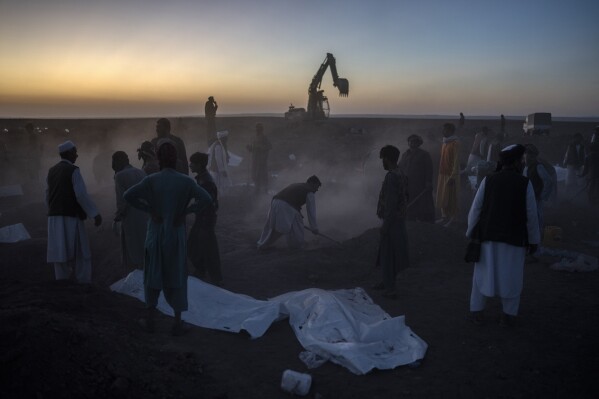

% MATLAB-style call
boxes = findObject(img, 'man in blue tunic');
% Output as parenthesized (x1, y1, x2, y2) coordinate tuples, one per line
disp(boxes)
(124, 142, 212, 336)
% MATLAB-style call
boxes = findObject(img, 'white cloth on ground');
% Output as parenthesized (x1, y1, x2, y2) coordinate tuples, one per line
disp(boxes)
(111, 270, 428, 375)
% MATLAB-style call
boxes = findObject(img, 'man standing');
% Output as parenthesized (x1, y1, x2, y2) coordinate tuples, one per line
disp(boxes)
(399, 135, 435, 223)
(374, 145, 410, 299)
(188, 152, 222, 286)
(205, 96, 218, 146)
(46, 141, 102, 283)
(124, 142, 212, 335)
(137, 141, 160, 175)
(208, 130, 232, 192)
(257, 176, 321, 250)
(246, 122, 272, 195)
(466, 144, 540, 327)
(151, 118, 189, 175)
(524, 144, 554, 240)
(500, 114, 506, 133)
(25, 122, 43, 182)
(436, 123, 460, 227)
(563, 133, 586, 189)
(112, 151, 147, 272)
(579, 142, 599, 206)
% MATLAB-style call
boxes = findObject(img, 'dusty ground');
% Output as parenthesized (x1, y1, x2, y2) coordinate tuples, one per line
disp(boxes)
(1, 116, 598, 398)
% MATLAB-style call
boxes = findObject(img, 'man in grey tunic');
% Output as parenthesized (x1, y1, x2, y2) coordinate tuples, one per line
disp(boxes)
(112, 151, 148, 272)
(46, 141, 102, 283)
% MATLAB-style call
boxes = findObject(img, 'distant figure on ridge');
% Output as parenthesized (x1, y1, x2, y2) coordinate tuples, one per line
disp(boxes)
(25, 122, 43, 182)
(151, 118, 189, 175)
(500, 114, 506, 133)
(188, 152, 222, 286)
(257, 175, 321, 250)
(459, 112, 465, 127)
(399, 135, 435, 223)
(436, 123, 460, 227)
(373, 145, 410, 299)
(205, 96, 218, 146)
(124, 142, 212, 336)
(112, 151, 148, 272)
(46, 141, 102, 284)
(246, 122, 272, 195)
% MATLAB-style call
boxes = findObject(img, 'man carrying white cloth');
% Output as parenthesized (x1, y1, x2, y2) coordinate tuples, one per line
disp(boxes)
(46, 141, 102, 283)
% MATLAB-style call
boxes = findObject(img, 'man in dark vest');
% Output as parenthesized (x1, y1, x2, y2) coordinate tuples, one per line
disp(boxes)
(257, 175, 321, 250)
(466, 144, 540, 327)
(46, 140, 102, 283)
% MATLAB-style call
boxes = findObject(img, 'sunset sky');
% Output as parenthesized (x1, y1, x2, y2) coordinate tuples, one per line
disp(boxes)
(1, 0, 598, 118)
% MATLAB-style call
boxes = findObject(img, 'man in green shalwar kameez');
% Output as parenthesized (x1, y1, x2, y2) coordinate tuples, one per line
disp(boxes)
(124, 142, 212, 335)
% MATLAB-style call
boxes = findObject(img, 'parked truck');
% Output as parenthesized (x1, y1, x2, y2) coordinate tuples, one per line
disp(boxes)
(523, 112, 551, 135)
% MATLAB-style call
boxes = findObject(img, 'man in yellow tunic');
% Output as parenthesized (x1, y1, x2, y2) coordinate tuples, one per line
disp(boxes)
(436, 123, 460, 227)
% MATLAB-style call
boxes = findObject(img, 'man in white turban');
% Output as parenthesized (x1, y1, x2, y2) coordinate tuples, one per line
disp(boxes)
(46, 141, 102, 283)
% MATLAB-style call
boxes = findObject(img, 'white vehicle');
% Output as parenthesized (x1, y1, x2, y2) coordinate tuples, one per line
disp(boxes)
(523, 113, 551, 135)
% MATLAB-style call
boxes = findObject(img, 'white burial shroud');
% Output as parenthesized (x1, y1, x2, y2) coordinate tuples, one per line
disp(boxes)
(111, 270, 428, 375)
(0, 223, 31, 243)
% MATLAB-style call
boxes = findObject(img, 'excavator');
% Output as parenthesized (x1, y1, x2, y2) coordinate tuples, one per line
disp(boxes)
(285, 53, 349, 122)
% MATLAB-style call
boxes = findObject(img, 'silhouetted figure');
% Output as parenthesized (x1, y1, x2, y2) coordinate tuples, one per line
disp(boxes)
(205, 96, 218, 146)
(500, 114, 506, 133)
(124, 142, 212, 336)
(579, 142, 599, 206)
(46, 140, 102, 283)
(591, 126, 598, 144)
(246, 123, 272, 195)
(399, 135, 435, 222)
(524, 144, 555, 240)
(25, 122, 43, 182)
(373, 145, 409, 299)
(436, 123, 460, 227)
(188, 152, 222, 285)
(208, 130, 232, 192)
(257, 176, 321, 250)
(563, 133, 586, 189)
(466, 144, 540, 327)
(112, 151, 147, 272)
(137, 141, 160, 175)
(92, 129, 114, 185)
(459, 112, 465, 127)
(151, 118, 189, 175)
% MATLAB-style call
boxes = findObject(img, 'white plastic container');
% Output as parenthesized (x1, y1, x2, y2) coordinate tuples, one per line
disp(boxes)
(280, 369, 312, 396)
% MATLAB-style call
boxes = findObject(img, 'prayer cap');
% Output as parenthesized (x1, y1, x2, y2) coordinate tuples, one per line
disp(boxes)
(499, 144, 526, 163)
(217, 130, 229, 139)
(58, 140, 76, 153)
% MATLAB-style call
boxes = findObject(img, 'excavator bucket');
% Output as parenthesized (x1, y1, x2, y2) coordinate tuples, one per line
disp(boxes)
(336, 78, 349, 97)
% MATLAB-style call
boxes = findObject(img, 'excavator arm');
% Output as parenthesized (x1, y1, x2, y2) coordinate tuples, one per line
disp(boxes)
(309, 53, 349, 97)
(306, 53, 349, 120)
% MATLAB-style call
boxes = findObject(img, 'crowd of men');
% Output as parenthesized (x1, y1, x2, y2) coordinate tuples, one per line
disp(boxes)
(34, 110, 599, 334)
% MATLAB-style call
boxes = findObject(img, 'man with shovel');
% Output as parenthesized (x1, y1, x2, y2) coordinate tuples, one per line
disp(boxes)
(257, 175, 321, 250)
